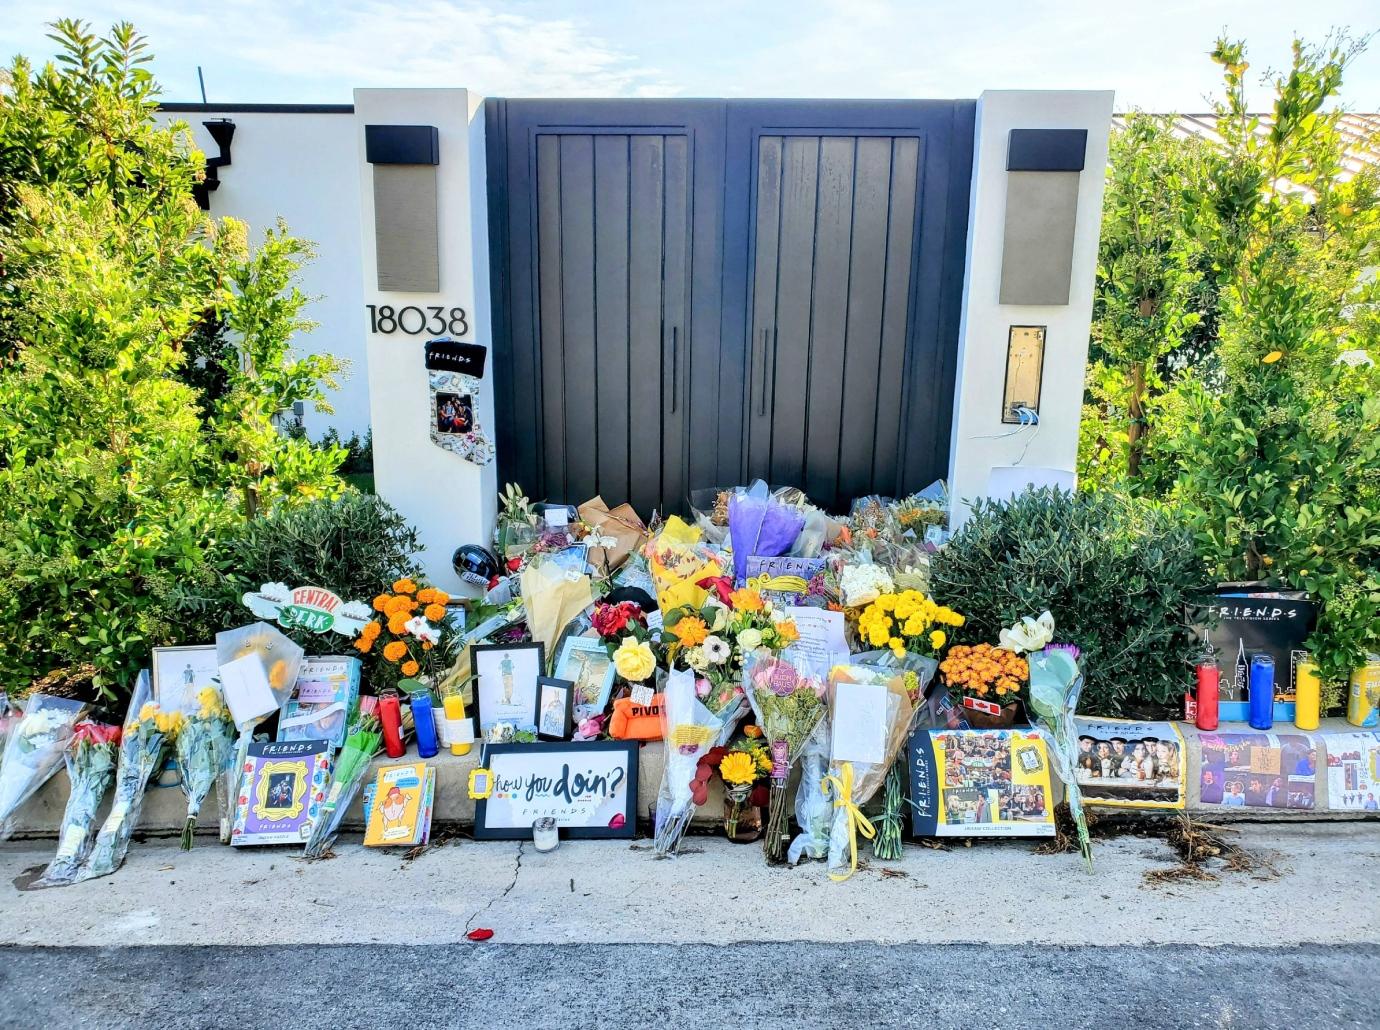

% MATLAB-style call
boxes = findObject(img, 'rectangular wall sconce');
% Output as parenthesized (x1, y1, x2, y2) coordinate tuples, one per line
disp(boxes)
(365, 124, 440, 293)
(1002, 325, 1046, 423)
(998, 128, 1087, 306)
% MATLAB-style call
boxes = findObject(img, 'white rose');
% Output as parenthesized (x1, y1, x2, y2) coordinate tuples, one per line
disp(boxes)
(737, 628, 763, 652)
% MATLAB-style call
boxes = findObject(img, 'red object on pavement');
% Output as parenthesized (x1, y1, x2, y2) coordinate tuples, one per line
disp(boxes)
(467, 928, 494, 941)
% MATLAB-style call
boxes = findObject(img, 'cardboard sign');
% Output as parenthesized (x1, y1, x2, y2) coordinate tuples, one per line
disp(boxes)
(242, 584, 372, 638)
(473, 741, 638, 840)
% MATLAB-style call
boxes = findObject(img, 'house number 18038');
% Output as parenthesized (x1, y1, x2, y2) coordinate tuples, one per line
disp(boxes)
(366, 304, 469, 337)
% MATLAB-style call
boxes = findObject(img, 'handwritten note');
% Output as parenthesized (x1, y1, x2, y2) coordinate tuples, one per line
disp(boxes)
(787, 607, 850, 670)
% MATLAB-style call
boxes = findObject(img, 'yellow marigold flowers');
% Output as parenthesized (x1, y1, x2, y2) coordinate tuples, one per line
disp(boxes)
(671, 616, 709, 647)
(719, 751, 757, 786)
(387, 615, 408, 635)
(401, 660, 420, 677)
(612, 638, 656, 682)
(383, 641, 407, 663)
(1263, 351, 1283, 364)
(930, 629, 946, 650)
(424, 603, 447, 622)
(393, 578, 418, 595)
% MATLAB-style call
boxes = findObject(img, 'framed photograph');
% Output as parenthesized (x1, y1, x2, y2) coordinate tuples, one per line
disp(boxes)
(534, 677, 574, 741)
(474, 741, 639, 840)
(554, 636, 616, 720)
(472, 642, 545, 735)
(151, 644, 220, 715)
(435, 391, 474, 435)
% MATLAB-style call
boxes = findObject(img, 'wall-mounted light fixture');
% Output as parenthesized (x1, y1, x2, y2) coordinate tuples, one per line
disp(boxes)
(192, 118, 235, 210)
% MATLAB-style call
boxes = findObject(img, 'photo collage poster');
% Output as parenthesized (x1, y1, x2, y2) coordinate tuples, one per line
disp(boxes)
(1322, 730, 1380, 812)
(908, 728, 1055, 838)
(1073, 717, 1186, 809)
(1198, 731, 1317, 810)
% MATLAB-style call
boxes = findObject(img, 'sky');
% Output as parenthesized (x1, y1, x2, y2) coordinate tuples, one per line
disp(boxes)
(2, 1, 1378, 112)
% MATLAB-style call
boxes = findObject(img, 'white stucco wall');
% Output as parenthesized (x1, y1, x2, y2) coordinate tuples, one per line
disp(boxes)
(947, 90, 1114, 523)
(352, 89, 497, 594)
(164, 109, 370, 441)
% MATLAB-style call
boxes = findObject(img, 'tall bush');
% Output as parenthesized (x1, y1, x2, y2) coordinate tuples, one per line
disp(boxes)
(0, 21, 346, 697)
(929, 489, 1204, 715)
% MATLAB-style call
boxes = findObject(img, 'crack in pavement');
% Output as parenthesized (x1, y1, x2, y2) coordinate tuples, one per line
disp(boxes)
(464, 842, 524, 933)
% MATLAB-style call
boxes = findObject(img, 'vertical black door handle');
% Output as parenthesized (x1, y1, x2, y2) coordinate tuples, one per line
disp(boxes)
(670, 326, 679, 413)
(758, 327, 769, 416)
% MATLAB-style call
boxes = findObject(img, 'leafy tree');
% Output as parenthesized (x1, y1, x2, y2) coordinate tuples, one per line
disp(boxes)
(0, 21, 346, 697)
(1177, 36, 1380, 700)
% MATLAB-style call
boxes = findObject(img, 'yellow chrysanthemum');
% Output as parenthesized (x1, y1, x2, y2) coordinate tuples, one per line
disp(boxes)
(1263, 351, 1283, 364)
(930, 629, 947, 650)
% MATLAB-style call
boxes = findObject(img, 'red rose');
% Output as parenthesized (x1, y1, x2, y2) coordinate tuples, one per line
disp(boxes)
(592, 601, 643, 639)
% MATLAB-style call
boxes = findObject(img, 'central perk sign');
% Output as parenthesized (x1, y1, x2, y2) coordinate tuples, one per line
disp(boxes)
(242, 583, 372, 638)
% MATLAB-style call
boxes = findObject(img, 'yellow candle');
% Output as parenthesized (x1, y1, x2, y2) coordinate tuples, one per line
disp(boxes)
(444, 694, 473, 756)
(1294, 661, 1320, 730)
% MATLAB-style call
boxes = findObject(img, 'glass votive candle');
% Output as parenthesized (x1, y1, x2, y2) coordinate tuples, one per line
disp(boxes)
(532, 817, 559, 853)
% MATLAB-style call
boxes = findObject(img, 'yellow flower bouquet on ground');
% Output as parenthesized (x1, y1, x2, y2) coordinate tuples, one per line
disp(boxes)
(856, 590, 964, 660)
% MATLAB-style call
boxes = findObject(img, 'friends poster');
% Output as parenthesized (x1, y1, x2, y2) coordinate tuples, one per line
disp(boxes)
(1198, 731, 1317, 810)
(474, 741, 638, 840)
(908, 729, 1055, 838)
(1073, 717, 1186, 809)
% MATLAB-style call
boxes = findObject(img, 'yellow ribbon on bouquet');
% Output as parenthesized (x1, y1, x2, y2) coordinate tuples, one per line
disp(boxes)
(746, 573, 809, 595)
(822, 761, 875, 882)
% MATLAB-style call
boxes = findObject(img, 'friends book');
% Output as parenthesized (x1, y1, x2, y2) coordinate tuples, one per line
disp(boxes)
(363, 762, 435, 848)
(277, 656, 360, 748)
(230, 739, 333, 847)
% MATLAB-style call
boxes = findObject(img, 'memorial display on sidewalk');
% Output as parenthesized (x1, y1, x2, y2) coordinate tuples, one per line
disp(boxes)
(1197, 732, 1317, 810)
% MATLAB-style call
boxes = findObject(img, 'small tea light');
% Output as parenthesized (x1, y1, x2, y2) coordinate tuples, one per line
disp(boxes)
(532, 817, 559, 853)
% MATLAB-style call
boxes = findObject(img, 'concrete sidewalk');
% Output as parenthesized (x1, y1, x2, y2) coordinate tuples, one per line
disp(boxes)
(2, 823, 1376, 948)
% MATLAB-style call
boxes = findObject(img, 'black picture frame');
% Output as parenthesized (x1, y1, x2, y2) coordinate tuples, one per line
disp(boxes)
(470, 642, 546, 736)
(473, 740, 639, 840)
(533, 677, 575, 741)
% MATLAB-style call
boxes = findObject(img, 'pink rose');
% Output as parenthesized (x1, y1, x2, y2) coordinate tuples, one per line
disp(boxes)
(695, 678, 711, 699)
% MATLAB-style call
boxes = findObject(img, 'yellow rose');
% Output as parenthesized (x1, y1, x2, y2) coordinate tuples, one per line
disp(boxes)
(613, 638, 656, 682)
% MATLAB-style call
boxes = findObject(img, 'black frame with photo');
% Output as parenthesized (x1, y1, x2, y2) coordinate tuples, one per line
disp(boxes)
(533, 676, 575, 741)
(473, 740, 639, 841)
(470, 642, 546, 735)
(434, 391, 474, 435)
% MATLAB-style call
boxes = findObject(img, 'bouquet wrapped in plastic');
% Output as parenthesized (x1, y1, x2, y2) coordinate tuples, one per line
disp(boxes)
(0, 693, 89, 839)
(824, 664, 914, 881)
(33, 721, 120, 887)
(174, 688, 237, 850)
(786, 721, 831, 865)
(727, 481, 805, 586)
(645, 516, 723, 613)
(304, 700, 382, 859)
(653, 668, 744, 857)
(1027, 646, 1093, 872)
(76, 673, 182, 881)
(745, 648, 828, 864)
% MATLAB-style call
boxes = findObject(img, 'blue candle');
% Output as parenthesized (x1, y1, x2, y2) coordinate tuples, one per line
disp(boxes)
(1248, 653, 1275, 730)
(410, 691, 440, 758)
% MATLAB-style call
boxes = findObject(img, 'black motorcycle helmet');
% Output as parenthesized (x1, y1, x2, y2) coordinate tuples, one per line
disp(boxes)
(452, 544, 500, 587)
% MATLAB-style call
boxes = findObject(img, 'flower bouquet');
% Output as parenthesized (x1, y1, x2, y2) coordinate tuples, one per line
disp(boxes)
(355, 579, 454, 689)
(0, 693, 89, 839)
(1027, 644, 1094, 872)
(645, 515, 723, 612)
(304, 700, 382, 859)
(652, 668, 743, 856)
(745, 648, 828, 865)
(786, 723, 832, 865)
(714, 732, 770, 841)
(33, 721, 120, 887)
(174, 687, 237, 850)
(76, 673, 182, 881)
(727, 481, 806, 585)
(824, 664, 914, 880)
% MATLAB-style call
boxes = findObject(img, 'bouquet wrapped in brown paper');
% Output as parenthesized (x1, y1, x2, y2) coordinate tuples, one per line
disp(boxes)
(577, 496, 647, 578)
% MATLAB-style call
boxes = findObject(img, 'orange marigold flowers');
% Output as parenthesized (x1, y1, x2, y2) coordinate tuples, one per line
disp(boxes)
(430, 590, 450, 605)
(372, 594, 390, 612)
(743, 724, 763, 738)
(416, 587, 436, 604)
(354, 635, 374, 653)
(387, 615, 408, 635)
(671, 616, 709, 647)
(392, 578, 418, 595)
(424, 603, 447, 621)
(401, 660, 420, 677)
(382, 641, 407, 662)
(728, 588, 765, 612)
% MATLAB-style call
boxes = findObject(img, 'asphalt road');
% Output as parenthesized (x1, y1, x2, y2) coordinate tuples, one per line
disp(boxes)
(2, 942, 1375, 1029)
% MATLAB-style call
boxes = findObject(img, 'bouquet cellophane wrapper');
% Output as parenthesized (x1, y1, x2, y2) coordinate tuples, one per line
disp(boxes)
(521, 559, 594, 656)
(647, 516, 722, 613)
(578, 496, 647, 577)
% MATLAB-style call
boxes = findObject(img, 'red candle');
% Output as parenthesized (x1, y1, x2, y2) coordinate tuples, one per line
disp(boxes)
(1195, 664, 1219, 731)
(379, 694, 406, 758)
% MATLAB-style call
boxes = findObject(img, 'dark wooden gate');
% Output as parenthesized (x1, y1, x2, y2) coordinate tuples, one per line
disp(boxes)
(487, 98, 973, 516)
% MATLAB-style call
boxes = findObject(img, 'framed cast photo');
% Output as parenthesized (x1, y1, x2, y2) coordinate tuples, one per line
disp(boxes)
(534, 677, 575, 741)
(554, 636, 616, 721)
(471, 642, 545, 735)
(151, 644, 220, 715)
